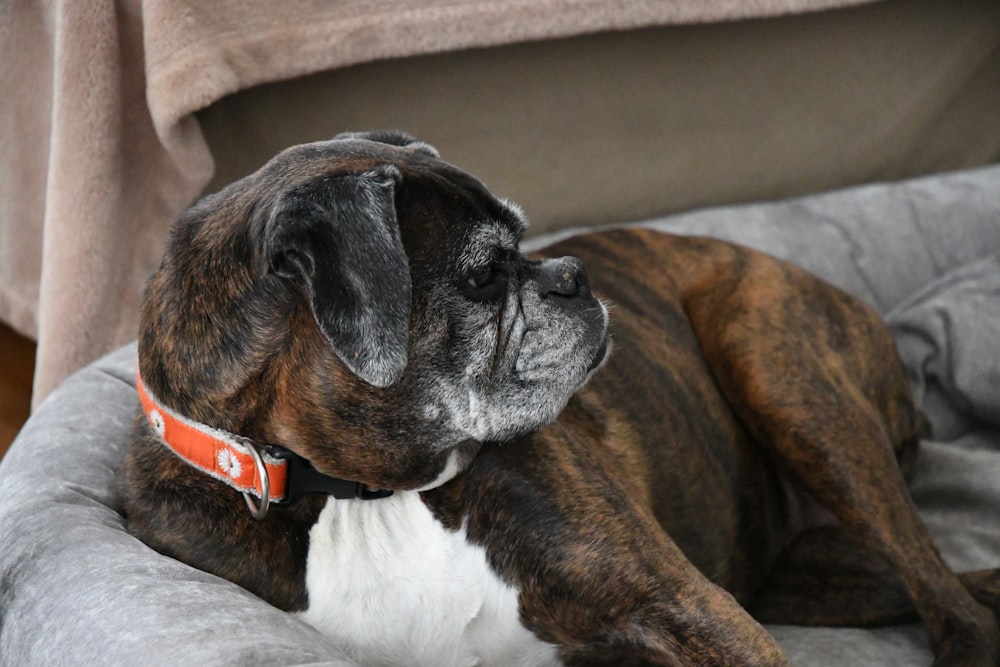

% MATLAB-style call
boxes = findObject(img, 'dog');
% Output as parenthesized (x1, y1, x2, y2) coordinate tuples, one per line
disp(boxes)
(115, 130, 1000, 666)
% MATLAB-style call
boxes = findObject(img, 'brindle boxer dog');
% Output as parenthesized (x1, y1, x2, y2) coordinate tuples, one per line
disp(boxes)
(116, 131, 1000, 666)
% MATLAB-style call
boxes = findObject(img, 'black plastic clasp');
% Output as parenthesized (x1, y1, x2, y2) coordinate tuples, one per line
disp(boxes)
(265, 445, 394, 503)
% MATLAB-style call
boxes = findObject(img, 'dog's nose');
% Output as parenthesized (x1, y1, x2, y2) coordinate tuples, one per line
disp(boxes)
(537, 257, 591, 300)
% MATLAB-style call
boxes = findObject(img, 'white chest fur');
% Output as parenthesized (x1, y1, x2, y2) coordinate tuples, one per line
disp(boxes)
(297, 492, 562, 667)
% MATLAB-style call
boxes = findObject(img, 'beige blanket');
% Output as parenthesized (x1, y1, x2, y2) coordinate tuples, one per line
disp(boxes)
(0, 0, 876, 408)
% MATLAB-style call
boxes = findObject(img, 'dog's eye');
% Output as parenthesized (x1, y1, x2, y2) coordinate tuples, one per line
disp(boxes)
(468, 267, 495, 289)
(463, 264, 508, 301)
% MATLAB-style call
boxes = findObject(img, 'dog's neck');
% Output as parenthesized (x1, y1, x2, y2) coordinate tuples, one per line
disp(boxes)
(135, 372, 393, 519)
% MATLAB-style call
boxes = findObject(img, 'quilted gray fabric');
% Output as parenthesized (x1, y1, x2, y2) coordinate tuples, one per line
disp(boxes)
(2, 164, 999, 666)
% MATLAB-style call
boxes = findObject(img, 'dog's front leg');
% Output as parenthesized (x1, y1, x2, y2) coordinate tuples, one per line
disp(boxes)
(446, 433, 788, 667)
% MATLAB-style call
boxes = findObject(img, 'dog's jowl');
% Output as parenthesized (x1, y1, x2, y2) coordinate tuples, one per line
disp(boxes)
(116, 131, 1000, 666)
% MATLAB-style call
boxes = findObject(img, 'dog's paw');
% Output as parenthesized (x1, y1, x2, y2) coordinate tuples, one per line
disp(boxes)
(931, 604, 1000, 667)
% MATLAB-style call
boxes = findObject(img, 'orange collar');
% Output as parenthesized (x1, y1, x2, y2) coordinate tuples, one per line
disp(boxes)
(136, 373, 392, 519)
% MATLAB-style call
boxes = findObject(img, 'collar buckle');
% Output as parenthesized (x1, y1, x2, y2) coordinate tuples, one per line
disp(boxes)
(265, 445, 394, 504)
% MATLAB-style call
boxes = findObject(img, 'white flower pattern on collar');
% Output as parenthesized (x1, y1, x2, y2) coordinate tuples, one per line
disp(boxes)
(217, 448, 243, 480)
(149, 409, 166, 438)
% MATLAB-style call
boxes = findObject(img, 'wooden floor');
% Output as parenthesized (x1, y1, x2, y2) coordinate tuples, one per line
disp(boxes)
(0, 322, 35, 460)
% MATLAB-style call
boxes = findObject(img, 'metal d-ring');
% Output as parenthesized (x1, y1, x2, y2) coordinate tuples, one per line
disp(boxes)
(241, 440, 271, 520)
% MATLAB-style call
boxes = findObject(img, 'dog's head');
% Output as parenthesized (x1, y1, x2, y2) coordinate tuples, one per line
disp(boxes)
(139, 131, 609, 491)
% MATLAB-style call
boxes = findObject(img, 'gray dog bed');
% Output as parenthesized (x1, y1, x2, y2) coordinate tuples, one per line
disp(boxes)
(2, 165, 1000, 666)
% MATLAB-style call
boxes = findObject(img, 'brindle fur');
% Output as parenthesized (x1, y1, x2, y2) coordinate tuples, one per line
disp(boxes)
(117, 133, 1000, 666)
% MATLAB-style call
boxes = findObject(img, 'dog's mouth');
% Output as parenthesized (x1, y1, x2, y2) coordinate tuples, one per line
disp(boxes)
(583, 299, 612, 375)
(587, 334, 611, 373)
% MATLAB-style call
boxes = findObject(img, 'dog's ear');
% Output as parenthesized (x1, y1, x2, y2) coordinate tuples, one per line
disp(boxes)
(333, 129, 440, 158)
(264, 165, 410, 387)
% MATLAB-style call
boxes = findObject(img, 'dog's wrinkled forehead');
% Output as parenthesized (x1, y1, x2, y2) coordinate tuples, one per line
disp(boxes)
(259, 132, 529, 294)
(455, 199, 527, 270)
(275, 135, 526, 231)
(333, 145, 530, 267)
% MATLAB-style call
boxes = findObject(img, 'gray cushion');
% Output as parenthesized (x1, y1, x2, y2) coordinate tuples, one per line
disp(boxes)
(3, 164, 1000, 666)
